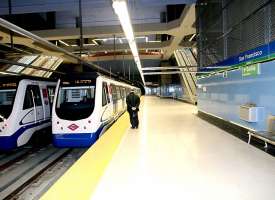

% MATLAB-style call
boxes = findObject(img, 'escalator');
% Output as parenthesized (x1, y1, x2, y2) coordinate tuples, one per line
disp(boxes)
(174, 48, 197, 104)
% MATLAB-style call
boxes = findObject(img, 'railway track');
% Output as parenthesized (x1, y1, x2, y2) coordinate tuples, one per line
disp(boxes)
(11, 148, 87, 200)
(0, 145, 86, 200)
(0, 147, 33, 171)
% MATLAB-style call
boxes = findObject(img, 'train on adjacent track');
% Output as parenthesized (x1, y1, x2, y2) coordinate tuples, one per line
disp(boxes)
(0, 76, 56, 151)
(52, 73, 141, 147)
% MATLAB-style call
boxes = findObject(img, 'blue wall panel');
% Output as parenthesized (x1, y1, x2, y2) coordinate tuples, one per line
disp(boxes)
(197, 60, 275, 132)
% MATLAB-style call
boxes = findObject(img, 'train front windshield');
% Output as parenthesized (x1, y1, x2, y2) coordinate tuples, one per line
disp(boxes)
(0, 87, 17, 121)
(56, 85, 96, 120)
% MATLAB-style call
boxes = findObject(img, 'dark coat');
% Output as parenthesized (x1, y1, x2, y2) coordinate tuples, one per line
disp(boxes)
(126, 92, 140, 112)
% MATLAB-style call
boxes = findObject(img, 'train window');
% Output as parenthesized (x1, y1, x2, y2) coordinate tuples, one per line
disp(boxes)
(111, 84, 117, 101)
(0, 89, 16, 119)
(120, 87, 124, 98)
(116, 86, 121, 100)
(102, 89, 107, 106)
(102, 83, 107, 106)
(47, 86, 55, 105)
(31, 86, 42, 106)
(106, 85, 110, 103)
(103, 82, 111, 103)
(23, 86, 34, 110)
(56, 85, 96, 120)
(47, 86, 55, 113)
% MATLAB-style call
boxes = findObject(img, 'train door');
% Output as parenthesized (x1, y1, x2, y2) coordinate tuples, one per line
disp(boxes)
(41, 87, 51, 119)
(22, 85, 35, 125)
(121, 87, 126, 109)
(31, 85, 44, 122)
(111, 84, 118, 115)
(101, 82, 112, 121)
(46, 86, 55, 115)
(119, 87, 124, 110)
(116, 86, 122, 113)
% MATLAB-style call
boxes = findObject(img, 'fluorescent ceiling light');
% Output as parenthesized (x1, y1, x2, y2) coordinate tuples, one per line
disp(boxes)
(148, 40, 162, 43)
(92, 39, 99, 45)
(83, 43, 96, 46)
(94, 36, 146, 42)
(189, 34, 196, 42)
(112, 0, 145, 85)
(71, 44, 96, 47)
(59, 40, 70, 47)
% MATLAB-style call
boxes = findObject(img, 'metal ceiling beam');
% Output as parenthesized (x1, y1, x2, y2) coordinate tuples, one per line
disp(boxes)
(5, 5, 196, 62)
(63, 40, 172, 52)
(143, 71, 208, 75)
(0, 58, 139, 86)
(0, 18, 113, 76)
(142, 66, 226, 71)
(142, 66, 197, 71)
(0, 70, 20, 76)
(163, 5, 195, 59)
(83, 54, 162, 62)
(32, 22, 170, 40)
(0, 43, 33, 55)
(0, 18, 78, 60)
(31, 5, 195, 39)
(0, 0, 195, 15)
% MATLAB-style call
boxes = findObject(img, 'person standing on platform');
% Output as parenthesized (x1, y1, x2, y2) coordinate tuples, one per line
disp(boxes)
(126, 89, 140, 129)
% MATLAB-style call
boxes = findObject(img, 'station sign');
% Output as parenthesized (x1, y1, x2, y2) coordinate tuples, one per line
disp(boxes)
(199, 39, 275, 73)
(242, 64, 260, 77)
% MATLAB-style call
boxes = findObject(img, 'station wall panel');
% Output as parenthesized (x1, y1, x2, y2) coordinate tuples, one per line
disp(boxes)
(197, 60, 275, 132)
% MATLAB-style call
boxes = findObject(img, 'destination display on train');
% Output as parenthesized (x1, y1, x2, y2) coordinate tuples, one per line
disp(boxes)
(0, 82, 17, 89)
(61, 79, 95, 86)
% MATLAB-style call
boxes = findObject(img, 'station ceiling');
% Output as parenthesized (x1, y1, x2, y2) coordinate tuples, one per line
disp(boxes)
(0, 0, 197, 85)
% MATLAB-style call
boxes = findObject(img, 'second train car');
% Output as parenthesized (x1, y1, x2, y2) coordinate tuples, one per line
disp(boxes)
(0, 76, 56, 151)
(52, 73, 140, 147)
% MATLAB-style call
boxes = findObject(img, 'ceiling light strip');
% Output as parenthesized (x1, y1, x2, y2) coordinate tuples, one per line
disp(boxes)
(112, 0, 145, 84)
(58, 40, 70, 47)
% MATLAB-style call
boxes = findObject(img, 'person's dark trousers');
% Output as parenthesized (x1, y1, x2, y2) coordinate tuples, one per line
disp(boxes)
(128, 110, 139, 128)
(132, 111, 139, 128)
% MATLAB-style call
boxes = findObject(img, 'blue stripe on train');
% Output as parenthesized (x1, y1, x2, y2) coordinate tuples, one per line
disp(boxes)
(0, 119, 51, 151)
(53, 126, 104, 148)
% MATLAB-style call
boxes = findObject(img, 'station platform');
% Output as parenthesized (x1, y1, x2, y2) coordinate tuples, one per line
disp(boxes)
(42, 96, 275, 200)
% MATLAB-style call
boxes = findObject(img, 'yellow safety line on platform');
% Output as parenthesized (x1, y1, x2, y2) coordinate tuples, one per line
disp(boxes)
(40, 113, 130, 200)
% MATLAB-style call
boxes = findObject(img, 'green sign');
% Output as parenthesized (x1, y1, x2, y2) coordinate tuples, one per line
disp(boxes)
(242, 64, 260, 77)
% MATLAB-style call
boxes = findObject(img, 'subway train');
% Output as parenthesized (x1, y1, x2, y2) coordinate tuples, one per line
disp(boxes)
(52, 73, 141, 147)
(0, 76, 56, 151)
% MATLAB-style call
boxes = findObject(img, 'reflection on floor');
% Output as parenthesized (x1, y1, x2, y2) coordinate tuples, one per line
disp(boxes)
(92, 96, 275, 200)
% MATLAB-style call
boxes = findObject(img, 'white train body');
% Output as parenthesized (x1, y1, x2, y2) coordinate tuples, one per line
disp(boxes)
(52, 73, 140, 147)
(0, 77, 56, 150)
